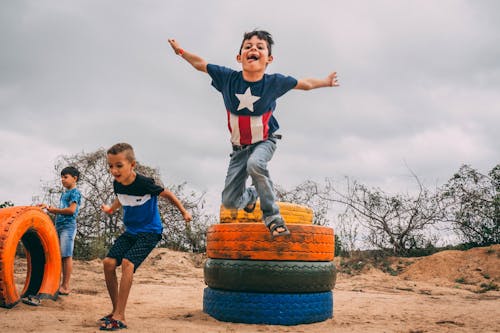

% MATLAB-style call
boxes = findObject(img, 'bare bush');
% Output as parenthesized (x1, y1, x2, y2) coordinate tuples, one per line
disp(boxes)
(275, 180, 332, 226)
(324, 175, 445, 256)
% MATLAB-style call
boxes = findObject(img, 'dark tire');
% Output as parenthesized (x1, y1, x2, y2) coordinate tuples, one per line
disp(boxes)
(204, 259, 337, 293)
(203, 288, 333, 325)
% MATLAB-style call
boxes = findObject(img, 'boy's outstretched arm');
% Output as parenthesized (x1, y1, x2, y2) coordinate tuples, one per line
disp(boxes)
(168, 38, 208, 73)
(295, 72, 339, 90)
(159, 189, 193, 222)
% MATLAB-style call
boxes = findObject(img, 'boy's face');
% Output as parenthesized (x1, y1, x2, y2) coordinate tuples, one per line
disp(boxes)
(107, 152, 136, 185)
(237, 35, 273, 73)
(61, 174, 77, 190)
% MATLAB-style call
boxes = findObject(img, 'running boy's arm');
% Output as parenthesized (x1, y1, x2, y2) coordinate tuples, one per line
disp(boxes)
(168, 38, 208, 73)
(295, 72, 339, 90)
(159, 189, 193, 222)
(101, 198, 121, 215)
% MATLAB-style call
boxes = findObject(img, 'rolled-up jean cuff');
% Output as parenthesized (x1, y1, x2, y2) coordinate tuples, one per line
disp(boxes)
(264, 214, 281, 226)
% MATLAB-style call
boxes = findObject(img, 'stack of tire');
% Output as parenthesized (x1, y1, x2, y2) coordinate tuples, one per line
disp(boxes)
(203, 202, 336, 326)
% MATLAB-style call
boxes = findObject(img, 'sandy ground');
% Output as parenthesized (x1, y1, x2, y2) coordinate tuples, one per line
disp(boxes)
(1, 245, 499, 333)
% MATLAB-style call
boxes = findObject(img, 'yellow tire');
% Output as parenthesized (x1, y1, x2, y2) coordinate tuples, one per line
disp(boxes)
(220, 202, 313, 224)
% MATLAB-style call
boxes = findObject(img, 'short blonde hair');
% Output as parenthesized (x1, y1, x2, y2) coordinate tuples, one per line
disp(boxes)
(107, 142, 135, 162)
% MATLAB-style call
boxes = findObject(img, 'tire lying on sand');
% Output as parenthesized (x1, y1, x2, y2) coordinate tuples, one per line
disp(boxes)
(206, 223, 335, 261)
(203, 287, 333, 326)
(204, 258, 337, 293)
(219, 202, 313, 224)
(0, 206, 61, 308)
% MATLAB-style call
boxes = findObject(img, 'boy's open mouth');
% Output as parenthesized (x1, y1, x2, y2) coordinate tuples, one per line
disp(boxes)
(247, 54, 259, 61)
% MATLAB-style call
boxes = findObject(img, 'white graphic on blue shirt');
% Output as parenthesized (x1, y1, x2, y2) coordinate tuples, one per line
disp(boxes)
(235, 87, 260, 112)
(207, 64, 298, 134)
(113, 174, 164, 235)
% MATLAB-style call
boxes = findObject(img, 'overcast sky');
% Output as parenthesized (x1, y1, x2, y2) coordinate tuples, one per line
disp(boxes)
(1, 0, 499, 217)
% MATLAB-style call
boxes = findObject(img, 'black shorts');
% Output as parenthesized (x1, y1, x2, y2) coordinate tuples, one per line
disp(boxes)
(106, 232, 162, 272)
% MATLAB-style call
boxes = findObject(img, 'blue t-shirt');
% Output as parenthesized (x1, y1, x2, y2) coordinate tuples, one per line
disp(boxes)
(207, 64, 297, 145)
(55, 188, 81, 228)
(113, 173, 164, 235)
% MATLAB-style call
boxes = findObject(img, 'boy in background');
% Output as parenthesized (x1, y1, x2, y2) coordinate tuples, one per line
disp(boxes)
(41, 166, 81, 296)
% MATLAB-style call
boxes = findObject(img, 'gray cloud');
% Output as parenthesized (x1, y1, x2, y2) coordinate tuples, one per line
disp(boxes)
(1, 1, 498, 217)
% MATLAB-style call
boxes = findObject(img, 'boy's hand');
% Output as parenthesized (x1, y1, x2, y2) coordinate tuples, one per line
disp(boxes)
(37, 203, 49, 213)
(101, 204, 113, 215)
(328, 72, 339, 87)
(168, 39, 183, 55)
(182, 211, 193, 223)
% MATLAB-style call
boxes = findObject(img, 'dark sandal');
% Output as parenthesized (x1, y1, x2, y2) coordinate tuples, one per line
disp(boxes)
(243, 202, 256, 213)
(22, 295, 41, 306)
(100, 318, 127, 331)
(99, 314, 113, 322)
(267, 218, 291, 238)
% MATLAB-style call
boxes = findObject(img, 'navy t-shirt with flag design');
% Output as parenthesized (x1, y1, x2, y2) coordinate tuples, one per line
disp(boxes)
(113, 173, 164, 235)
(207, 64, 297, 146)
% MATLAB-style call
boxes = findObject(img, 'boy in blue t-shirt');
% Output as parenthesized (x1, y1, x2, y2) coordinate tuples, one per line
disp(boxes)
(168, 30, 339, 238)
(99, 142, 192, 331)
(41, 166, 81, 296)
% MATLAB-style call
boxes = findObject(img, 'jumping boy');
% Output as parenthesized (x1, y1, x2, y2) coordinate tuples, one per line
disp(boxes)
(168, 30, 338, 238)
(40, 166, 81, 296)
(99, 142, 192, 331)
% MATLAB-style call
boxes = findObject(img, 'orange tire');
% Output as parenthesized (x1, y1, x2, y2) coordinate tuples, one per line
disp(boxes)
(220, 202, 314, 224)
(206, 223, 334, 261)
(0, 206, 61, 308)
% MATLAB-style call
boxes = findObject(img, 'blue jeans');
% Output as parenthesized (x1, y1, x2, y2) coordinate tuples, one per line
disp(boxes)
(57, 223, 77, 258)
(221, 138, 280, 225)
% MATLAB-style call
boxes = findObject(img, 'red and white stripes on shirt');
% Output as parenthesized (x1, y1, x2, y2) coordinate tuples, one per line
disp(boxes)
(227, 110, 273, 146)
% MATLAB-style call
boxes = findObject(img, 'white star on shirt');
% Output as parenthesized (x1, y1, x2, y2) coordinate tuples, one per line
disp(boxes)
(235, 87, 260, 112)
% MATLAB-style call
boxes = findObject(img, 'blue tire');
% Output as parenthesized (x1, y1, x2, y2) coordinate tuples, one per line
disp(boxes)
(203, 288, 333, 326)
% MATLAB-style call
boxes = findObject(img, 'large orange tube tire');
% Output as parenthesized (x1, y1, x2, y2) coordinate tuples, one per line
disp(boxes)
(206, 223, 334, 261)
(0, 206, 61, 308)
(220, 202, 314, 224)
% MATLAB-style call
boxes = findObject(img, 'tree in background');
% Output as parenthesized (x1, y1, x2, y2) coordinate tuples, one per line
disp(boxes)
(35, 149, 498, 259)
(274, 177, 445, 256)
(275, 180, 331, 226)
(37, 148, 213, 259)
(442, 164, 500, 246)
(328, 176, 446, 256)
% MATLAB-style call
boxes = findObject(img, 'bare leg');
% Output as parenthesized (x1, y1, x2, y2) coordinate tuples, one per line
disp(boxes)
(102, 257, 119, 315)
(112, 259, 134, 324)
(59, 256, 73, 294)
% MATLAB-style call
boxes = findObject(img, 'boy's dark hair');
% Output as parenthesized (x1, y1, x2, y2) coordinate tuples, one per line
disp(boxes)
(107, 142, 136, 163)
(61, 166, 80, 181)
(239, 30, 274, 56)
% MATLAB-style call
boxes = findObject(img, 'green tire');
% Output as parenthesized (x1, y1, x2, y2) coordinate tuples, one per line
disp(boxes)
(204, 259, 336, 293)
